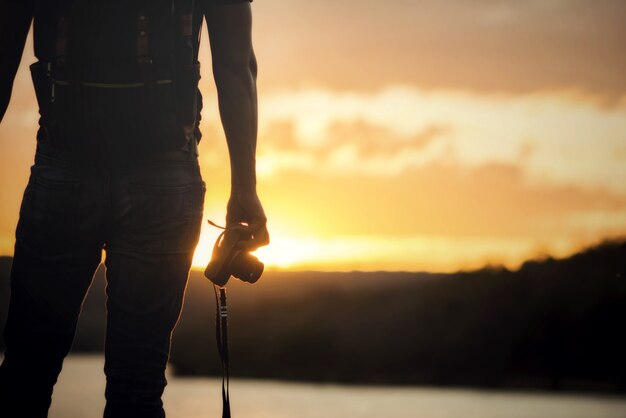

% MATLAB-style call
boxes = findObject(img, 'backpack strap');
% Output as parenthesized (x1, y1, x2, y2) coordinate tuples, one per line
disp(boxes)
(136, 0, 195, 83)
(55, 15, 69, 67)
(137, 12, 151, 66)
(54, 0, 74, 73)
(135, 0, 155, 86)
(177, 0, 195, 66)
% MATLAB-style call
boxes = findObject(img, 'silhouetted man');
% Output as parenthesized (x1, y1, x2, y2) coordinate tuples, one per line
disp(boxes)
(0, 0, 268, 417)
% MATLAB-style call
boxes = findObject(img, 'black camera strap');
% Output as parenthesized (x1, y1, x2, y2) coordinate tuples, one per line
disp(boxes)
(213, 285, 231, 418)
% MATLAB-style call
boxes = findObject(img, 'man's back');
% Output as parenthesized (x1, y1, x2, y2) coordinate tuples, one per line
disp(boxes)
(6, 0, 220, 158)
(28, 0, 204, 80)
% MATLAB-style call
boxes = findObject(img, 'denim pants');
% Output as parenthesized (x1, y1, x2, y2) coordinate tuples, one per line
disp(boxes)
(0, 140, 205, 417)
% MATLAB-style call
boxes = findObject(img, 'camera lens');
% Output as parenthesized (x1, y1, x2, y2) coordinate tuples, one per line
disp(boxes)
(230, 251, 264, 283)
(204, 258, 231, 287)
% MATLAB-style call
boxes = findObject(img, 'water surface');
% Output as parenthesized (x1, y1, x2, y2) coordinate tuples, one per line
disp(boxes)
(50, 356, 626, 418)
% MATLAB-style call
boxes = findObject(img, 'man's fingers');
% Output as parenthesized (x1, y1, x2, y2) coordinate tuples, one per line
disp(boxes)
(236, 223, 269, 251)
(225, 191, 269, 250)
(253, 225, 270, 246)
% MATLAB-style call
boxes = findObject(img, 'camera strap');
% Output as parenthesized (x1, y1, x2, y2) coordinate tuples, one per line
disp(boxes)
(213, 284, 231, 418)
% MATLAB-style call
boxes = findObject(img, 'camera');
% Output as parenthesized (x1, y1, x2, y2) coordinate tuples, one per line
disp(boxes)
(204, 222, 264, 287)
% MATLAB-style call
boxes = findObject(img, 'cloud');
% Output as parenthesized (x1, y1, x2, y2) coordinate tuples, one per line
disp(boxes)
(258, 161, 626, 239)
(256, 120, 452, 176)
(255, 86, 626, 193)
(252, 0, 626, 96)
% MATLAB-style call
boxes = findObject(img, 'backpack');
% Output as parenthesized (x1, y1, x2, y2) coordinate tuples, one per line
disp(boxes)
(30, 0, 202, 157)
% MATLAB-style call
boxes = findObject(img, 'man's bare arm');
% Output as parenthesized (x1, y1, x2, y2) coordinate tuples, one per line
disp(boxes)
(0, 0, 32, 123)
(206, 2, 269, 249)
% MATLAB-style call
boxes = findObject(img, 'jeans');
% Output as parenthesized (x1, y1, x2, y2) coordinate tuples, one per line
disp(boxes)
(0, 140, 205, 417)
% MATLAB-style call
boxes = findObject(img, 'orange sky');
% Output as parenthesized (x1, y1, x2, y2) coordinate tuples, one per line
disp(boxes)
(1, 0, 625, 271)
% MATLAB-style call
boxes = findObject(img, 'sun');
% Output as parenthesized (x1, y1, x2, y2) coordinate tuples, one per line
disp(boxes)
(250, 237, 319, 269)
(191, 228, 318, 271)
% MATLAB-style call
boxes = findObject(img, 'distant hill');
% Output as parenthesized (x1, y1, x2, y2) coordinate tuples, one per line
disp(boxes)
(1, 240, 625, 392)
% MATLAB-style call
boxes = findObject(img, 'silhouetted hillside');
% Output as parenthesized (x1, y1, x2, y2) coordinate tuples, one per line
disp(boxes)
(1, 240, 625, 392)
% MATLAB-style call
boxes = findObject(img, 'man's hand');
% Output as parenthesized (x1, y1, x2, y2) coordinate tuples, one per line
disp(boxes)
(226, 190, 269, 251)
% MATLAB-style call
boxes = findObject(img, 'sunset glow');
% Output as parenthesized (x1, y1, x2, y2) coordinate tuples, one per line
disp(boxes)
(1, 1, 625, 272)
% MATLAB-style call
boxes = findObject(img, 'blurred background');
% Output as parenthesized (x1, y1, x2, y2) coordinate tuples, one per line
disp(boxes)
(1, 0, 626, 417)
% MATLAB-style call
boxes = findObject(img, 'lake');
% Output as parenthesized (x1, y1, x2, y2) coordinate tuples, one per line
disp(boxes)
(48, 356, 626, 418)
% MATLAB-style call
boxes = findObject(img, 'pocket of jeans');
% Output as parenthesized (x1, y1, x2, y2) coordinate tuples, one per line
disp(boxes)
(129, 181, 205, 254)
(17, 172, 81, 249)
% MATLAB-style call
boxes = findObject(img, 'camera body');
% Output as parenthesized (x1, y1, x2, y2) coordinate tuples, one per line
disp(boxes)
(204, 223, 264, 287)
